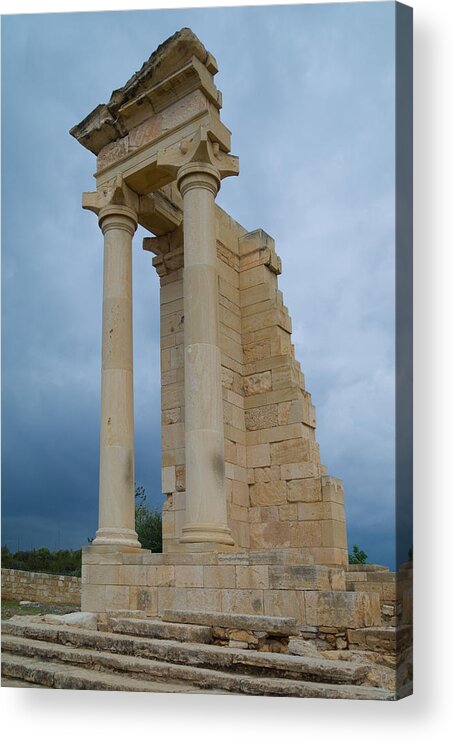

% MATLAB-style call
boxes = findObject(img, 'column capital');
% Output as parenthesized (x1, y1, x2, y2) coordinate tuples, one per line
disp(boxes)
(98, 205, 138, 236)
(82, 174, 139, 220)
(177, 162, 220, 198)
(157, 125, 239, 192)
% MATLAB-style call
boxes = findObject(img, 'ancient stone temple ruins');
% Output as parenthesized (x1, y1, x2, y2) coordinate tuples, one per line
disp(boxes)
(69, 29, 385, 631)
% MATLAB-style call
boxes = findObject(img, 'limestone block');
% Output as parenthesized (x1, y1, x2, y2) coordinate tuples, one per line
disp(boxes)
(242, 307, 291, 335)
(229, 504, 249, 523)
(270, 438, 310, 465)
(271, 364, 299, 390)
(305, 591, 381, 629)
(280, 462, 319, 480)
(161, 279, 184, 305)
(247, 468, 255, 484)
(162, 407, 183, 425)
(321, 476, 345, 504)
(236, 443, 247, 468)
(249, 521, 291, 550)
(162, 466, 176, 494)
(81, 584, 107, 613)
(290, 521, 323, 548)
(174, 509, 186, 538)
(297, 501, 345, 522)
(246, 443, 271, 468)
(321, 520, 348, 549)
(162, 511, 175, 539)
(240, 282, 275, 308)
(263, 589, 306, 624)
(220, 333, 243, 365)
(245, 404, 279, 431)
(244, 371, 272, 396)
(203, 565, 236, 589)
(158, 586, 222, 613)
(243, 340, 271, 363)
(84, 565, 121, 585)
(250, 481, 287, 506)
(268, 565, 334, 591)
(170, 345, 184, 370)
(241, 298, 278, 318)
(224, 438, 237, 464)
(247, 423, 312, 446)
(104, 585, 131, 612)
(147, 565, 175, 588)
(251, 506, 279, 523)
(233, 521, 250, 549)
(248, 507, 261, 523)
(162, 447, 185, 468)
(129, 586, 158, 614)
(309, 547, 348, 568)
(172, 491, 186, 511)
(287, 478, 322, 503)
(224, 423, 246, 446)
(224, 388, 244, 409)
(240, 264, 277, 291)
(220, 588, 264, 615)
(278, 503, 298, 521)
(118, 565, 148, 586)
(236, 565, 269, 590)
(232, 480, 250, 507)
(162, 422, 185, 450)
(219, 276, 240, 306)
(174, 565, 204, 588)
(161, 383, 184, 410)
(253, 466, 280, 483)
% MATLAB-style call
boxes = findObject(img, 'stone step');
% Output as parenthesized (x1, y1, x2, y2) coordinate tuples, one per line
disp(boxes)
(103, 617, 213, 644)
(1, 638, 393, 700)
(0, 652, 215, 694)
(3, 619, 371, 686)
(161, 609, 297, 636)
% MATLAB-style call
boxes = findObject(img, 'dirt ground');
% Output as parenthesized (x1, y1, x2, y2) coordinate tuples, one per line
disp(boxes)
(1, 600, 80, 621)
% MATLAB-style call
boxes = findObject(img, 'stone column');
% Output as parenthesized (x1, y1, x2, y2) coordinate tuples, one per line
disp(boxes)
(93, 203, 141, 548)
(177, 162, 234, 546)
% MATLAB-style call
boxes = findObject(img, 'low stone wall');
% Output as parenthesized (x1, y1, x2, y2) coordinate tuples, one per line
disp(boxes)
(81, 546, 381, 629)
(1, 568, 81, 606)
(346, 563, 413, 627)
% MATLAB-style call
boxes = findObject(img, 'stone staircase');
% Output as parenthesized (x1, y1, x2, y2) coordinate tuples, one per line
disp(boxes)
(1, 612, 395, 699)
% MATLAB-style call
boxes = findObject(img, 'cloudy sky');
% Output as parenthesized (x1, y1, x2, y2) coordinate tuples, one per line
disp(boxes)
(1, 2, 406, 567)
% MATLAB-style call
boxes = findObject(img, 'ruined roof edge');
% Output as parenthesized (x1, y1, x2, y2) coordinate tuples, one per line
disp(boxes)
(70, 28, 218, 154)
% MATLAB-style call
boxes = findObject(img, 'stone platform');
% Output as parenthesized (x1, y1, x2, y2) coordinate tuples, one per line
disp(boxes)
(81, 546, 380, 632)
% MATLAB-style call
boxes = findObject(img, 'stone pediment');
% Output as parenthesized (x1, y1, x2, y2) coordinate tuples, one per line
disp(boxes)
(70, 28, 221, 156)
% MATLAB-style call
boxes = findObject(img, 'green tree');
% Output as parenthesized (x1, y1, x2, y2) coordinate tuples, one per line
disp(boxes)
(348, 544, 368, 565)
(135, 485, 162, 553)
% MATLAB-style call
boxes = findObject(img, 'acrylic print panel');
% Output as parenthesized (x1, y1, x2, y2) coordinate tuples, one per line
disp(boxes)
(1, 2, 412, 699)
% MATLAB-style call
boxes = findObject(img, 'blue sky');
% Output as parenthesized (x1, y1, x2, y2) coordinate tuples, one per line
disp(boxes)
(1, 3, 406, 567)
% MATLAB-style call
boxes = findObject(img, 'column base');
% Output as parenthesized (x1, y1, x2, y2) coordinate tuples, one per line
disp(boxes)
(180, 522, 235, 546)
(93, 527, 141, 549)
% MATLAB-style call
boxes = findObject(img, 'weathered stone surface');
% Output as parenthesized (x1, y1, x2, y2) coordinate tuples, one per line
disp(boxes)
(106, 617, 212, 643)
(305, 592, 381, 629)
(41, 612, 97, 631)
(2, 617, 398, 699)
(160, 609, 297, 635)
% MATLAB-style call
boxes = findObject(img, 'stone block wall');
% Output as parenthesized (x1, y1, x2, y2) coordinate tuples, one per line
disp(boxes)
(81, 547, 379, 629)
(154, 200, 348, 566)
(1, 568, 81, 606)
(346, 563, 413, 627)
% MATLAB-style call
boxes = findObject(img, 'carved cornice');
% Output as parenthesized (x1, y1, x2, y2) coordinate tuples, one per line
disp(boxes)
(70, 29, 222, 156)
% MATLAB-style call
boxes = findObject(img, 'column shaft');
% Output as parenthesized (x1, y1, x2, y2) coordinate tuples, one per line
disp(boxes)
(178, 165, 234, 546)
(93, 205, 140, 548)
